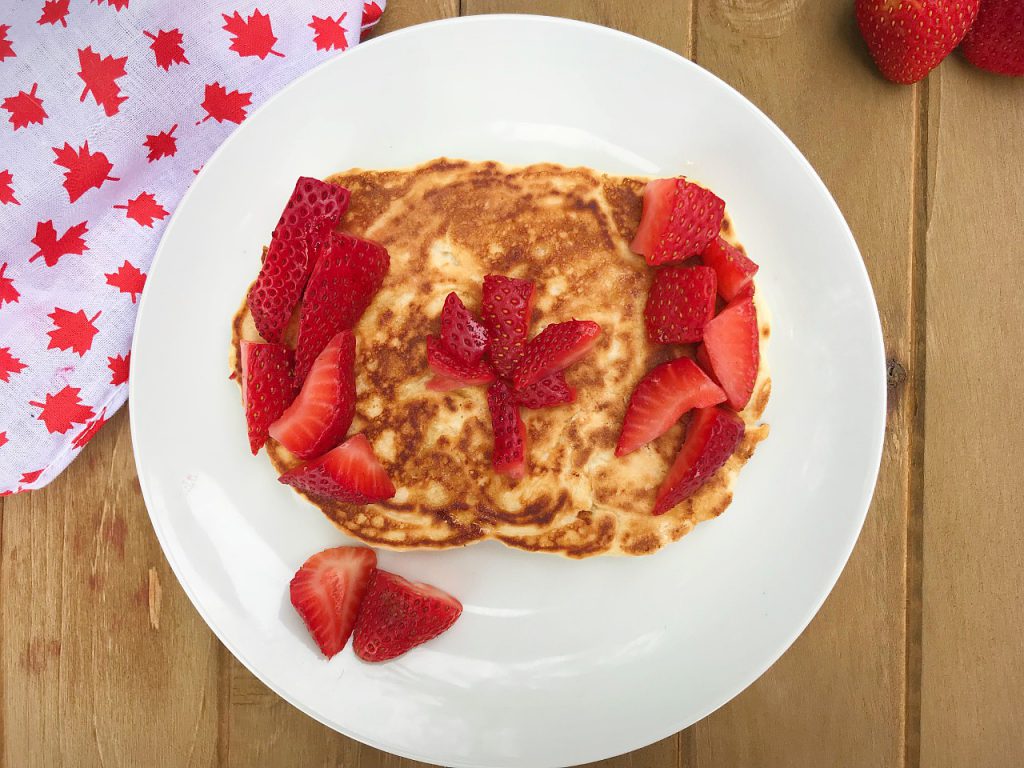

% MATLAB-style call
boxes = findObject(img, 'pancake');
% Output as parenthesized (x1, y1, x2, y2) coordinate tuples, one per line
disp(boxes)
(231, 159, 770, 558)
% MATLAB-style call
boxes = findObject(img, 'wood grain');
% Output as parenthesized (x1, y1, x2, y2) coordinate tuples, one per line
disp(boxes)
(690, 2, 915, 766)
(462, 0, 692, 52)
(920, 55, 1024, 768)
(1, 410, 221, 768)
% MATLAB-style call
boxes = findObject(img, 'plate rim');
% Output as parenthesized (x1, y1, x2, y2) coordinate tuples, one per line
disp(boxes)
(130, 13, 887, 767)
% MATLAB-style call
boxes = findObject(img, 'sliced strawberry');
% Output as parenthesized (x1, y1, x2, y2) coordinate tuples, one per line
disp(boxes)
(426, 335, 496, 390)
(289, 546, 376, 659)
(703, 296, 760, 411)
(615, 357, 726, 457)
(695, 343, 719, 385)
(654, 406, 745, 515)
(644, 265, 717, 344)
(247, 233, 310, 345)
(733, 282, 756, 301)
(481, 275, 535, 378)
(240, 340, 295, 455)
(630, 178, 725, 266)
(701, 237, 759, 301)
(269, 330, 356, 459)
(513, 372, 576, 409)
(248, 178, 350, 343)
(280, 433, 395, 503)
(294, 232, 389, 386)
(353, 570, 462, 663)
(440, 292, 488, 365)
(425, 374, 465, 392)
(512, 320, 601, 391)
(486, 380, 526, 479)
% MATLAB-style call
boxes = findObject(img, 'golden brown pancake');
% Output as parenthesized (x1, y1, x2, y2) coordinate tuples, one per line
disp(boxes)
(231, 159, 770, 558)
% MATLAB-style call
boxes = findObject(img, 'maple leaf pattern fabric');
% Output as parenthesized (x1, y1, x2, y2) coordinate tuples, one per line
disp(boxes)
(0, 1, 385, 493)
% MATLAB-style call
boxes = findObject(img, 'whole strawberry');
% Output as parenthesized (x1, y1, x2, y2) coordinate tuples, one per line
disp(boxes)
(960, 0, 1024, 76)
(856, 0, 980, 84)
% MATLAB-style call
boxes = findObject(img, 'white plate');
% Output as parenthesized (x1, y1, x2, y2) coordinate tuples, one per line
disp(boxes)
(131, 15, 885, 768)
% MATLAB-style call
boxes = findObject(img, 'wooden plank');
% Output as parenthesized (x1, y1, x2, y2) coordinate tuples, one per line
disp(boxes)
(689, 2, 915, 766)
(920, 55, 1024, 768)
(462, 0, 691, 52)
(585, 736, 682, 768)
(0, 410, 221, 768)
(221, 4, 461, 768)
(363, 0, 460, 40)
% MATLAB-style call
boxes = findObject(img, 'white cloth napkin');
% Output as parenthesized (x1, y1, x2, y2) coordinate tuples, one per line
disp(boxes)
(0, 0, 386, 493)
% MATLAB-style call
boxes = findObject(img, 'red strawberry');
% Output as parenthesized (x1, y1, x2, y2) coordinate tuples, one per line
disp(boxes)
(440, 292, 488, 365)
(703, 296, 760, 411)
(644, 265, 717, 344)
(294, 232, 389, 386)
(512, 320, 601, 391)
(513, 372, 576, 409)
(961, 0, 1024, 76)
(701, 237, 759, 301)
(289, 546, 376, 658)
(240, 340, 294, 454)
(247, 177, 350, 343)
(486, 380, 527, 479)
(856, 0, 980, 84)
(425, 374, 467, 392)
(654, 407, 745, 515)
(353, 570, 462, 663)
(279, 433, 396, 503)
(481, 275, 535, 377)
(269, 330, 355, 459)
(615, 357, 726, 457)
(695, 343, 719, 385)
(630, 178, 725, 266)
(426, 335, 496, 389)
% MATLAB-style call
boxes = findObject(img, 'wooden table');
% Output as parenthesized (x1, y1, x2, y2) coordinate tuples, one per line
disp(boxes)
(3, 2, 1021, 766)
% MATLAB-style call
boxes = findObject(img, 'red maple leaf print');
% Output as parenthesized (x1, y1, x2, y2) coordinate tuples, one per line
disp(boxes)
(310, 14, 348, 52)
(20, 469, 44, 484)
(0, 263, 19, 307)
(91, 0, 129, 10)
(52, 142, 119, 203)
(144, 124, 177, 162)
(113, 191, 167, 227)
(145, 28, 188, 70)
(0, 432, 7, 449)
(0, 347, 27, 382)
(108, 352, 130, 385)
(47, 308, 101, 356)
(30, 220, 89, 267)
(77, 47, 128, 117)
(72, 409, 107, 449)
(0, 24, 14, 63)
(30, 386, 96, 434)
(0, 169, 16, 205)
(3, 83, 48, 130)
(38, 0, 71, 26)
(105, 260, 146, 302)
(361, 2, 383, 28)
(223, 10, 283, 59)
(198, 83, 251, 125)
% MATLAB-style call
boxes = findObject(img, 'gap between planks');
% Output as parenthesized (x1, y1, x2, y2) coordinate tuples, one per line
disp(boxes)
(904, 74, 930, 768)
